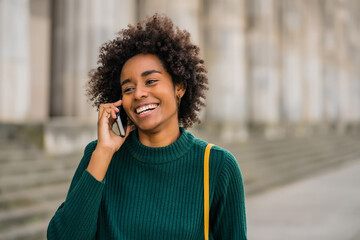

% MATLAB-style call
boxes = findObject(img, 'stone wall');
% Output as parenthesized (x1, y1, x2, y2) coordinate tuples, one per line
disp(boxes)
(1, 0, 360, 152)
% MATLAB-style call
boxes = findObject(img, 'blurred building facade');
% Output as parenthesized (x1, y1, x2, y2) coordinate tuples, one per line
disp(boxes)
(1, 0, 360, 152)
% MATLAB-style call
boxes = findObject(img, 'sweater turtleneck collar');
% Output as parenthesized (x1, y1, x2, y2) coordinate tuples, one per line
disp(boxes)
(123, 127, 195, 164)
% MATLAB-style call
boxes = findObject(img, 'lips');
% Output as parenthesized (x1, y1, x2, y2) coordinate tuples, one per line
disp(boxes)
(135, 103, 159, 115)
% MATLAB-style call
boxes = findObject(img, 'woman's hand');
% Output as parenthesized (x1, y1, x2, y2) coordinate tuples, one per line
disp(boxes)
(96, 99, 130, 153)
(87, 100, 130, 181)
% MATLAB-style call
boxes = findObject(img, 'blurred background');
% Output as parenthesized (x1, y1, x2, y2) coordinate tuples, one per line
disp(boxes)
(1, 0, 360, 239)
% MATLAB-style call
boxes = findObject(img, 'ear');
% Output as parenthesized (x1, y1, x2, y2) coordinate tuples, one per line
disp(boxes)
(175, 83, 186, 98)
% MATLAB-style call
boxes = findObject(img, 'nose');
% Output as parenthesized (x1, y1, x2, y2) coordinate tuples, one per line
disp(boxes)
(134, 84, 148, 100)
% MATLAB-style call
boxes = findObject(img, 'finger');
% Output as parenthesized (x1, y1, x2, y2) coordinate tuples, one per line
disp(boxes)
(100, 106, 113, 120)
(99, 108, 110, 122)
(100, 111, 110, 122)
(112, 99, 122, 107)
(104, 106, 118, 120)
(99, 101, 122, 120)
(108, 113, 116, 127)
(111, 109, 117, 119)
(103, 100, 122, 111)
(98, 104, 107, 120)
(110, 105, 119, 116)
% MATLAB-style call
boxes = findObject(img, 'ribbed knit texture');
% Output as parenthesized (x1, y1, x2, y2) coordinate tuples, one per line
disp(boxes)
(47, 128, 247, 240)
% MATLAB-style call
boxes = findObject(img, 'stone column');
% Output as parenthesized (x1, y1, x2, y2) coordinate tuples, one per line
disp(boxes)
(203, 0, 248, 141)
(335, 0, 360, 133)
(138, 0, 202, 45)
(246, 0, 281, 138)
(348, 1, 360, 128)
(321, 1, 342, 130)
(0, 0, 31, 122)
(336, 2, 350, 132)
(29, 0, 51, 122)
(302, 0, 323, 132)
(50, 0, 136, 120)
(280, 0, 306, 134)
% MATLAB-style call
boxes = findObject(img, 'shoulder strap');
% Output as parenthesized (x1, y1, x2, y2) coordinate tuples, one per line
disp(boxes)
(204, 143, 214, 240)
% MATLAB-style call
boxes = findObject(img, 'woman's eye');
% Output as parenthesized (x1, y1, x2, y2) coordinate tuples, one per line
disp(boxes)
(123, 87, 134, 93)
(146, 79, 158, 85)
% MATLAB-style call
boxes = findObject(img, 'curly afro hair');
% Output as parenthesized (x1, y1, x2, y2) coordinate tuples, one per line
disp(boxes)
(87, 13, 208, 129)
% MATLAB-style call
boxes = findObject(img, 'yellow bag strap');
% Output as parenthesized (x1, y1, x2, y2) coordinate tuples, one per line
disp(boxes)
(204, 143, 214, 240)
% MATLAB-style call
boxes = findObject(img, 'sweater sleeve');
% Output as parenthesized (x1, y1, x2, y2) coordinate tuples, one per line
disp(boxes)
(47, 141, 105, 240)
(210, 151, 247, 240)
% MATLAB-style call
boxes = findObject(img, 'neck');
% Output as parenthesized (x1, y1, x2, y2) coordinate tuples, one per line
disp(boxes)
(137, 123, 181, 148)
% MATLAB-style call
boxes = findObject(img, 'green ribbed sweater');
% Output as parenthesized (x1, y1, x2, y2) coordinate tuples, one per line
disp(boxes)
(47, 128, 247, 239)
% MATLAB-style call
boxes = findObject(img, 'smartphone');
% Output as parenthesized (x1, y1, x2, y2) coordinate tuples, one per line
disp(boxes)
(115, 97, 127, 137)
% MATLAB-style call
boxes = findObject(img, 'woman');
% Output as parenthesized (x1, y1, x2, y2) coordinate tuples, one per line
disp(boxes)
(47, 14, 247, 239)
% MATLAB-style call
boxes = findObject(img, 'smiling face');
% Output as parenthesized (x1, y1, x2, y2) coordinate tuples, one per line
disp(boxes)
(120, 54, 185, 133)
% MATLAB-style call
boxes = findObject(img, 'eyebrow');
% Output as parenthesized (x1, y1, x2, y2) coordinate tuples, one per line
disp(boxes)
(141, 70, 162, 77)
(121, 79, 131, 86)
(121, 70, 162, 86)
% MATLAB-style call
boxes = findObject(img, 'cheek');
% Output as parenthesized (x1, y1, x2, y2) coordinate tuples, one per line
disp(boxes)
(164, 95, 178, 113)
(122, 98, 132, 115)
(158, 90, 176, 108)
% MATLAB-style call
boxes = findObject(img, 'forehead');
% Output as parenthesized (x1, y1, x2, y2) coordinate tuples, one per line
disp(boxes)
(120, 54, 165, 79)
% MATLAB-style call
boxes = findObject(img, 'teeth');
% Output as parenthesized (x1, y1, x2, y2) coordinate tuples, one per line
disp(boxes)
(136, 104, 158, 114)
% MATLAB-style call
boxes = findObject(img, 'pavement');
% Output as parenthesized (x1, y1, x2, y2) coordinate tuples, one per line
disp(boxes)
(246, 160, 360, 240)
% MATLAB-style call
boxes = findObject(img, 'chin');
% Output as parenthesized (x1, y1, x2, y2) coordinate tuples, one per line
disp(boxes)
(136, 121, 162, 133)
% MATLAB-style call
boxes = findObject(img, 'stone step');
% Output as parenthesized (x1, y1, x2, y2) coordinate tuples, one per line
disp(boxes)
(0, 183, 68, 210)
(0, 148, 45, 164)
(0, 139, 33, 148)
(0, 157, 78, 178)
(244, 137, 360, 168)
(0, 218, 48, 240)
(0, 169, 74, 194)
(245, 151, 360, 195)
(0, 199, 60, 235)
(242, 140, 360, 184)
(230, 135, 357, 161)
(228, 135, 360, 196)
(236, 138, 360, 175)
